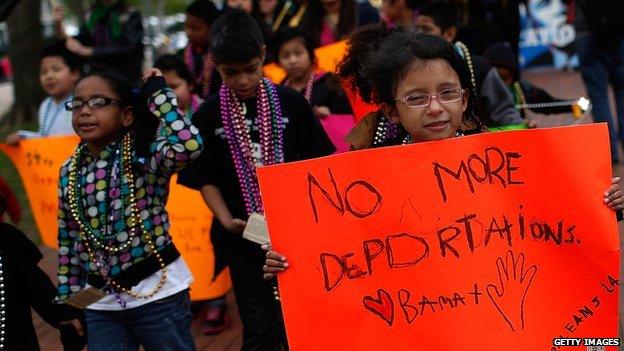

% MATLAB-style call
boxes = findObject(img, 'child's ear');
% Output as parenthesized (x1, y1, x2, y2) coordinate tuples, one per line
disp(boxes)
(70, 70, 80, 84)
(260, 45, 266, 63)
(443, 26, 458, 43)
(381, 103, 400, 124)
(121, 106, 135, 127)
(461, 89, 468, 112)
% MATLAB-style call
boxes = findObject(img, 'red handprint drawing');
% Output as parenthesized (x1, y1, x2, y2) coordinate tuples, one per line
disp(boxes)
(486, 250, 538, 331)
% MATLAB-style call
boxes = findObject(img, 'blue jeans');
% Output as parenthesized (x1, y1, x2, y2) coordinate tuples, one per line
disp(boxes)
(85, 289, 196, 351)
(577, 34, 624, 162)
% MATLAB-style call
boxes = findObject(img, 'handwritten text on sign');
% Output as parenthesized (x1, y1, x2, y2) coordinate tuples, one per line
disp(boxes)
(257, 124, 619, 351)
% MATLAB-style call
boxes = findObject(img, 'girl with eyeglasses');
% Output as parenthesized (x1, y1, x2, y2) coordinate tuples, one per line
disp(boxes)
(263, 25, 624, 279)
(55, 69, 203, 351)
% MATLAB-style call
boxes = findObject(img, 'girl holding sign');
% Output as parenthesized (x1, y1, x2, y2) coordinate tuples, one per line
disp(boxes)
(55, 69, 202, 350)
(263, 26, 624, 277)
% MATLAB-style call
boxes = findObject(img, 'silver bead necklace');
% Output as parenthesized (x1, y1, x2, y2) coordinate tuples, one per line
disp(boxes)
(402, 131, 464, 144)
(0, 251, 6, 350)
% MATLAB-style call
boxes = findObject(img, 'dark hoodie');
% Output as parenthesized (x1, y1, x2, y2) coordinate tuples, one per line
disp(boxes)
(0, 223, 84, 350)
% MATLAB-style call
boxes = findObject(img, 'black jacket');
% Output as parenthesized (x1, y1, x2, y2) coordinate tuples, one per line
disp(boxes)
(75, 3, 144, 85)
(0, 223, 85, 351)
(0, 223, 58, 351)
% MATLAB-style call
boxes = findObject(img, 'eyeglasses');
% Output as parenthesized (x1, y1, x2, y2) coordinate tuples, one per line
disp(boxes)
(396, 88, 465, 109)
(65, 97, 121, 112)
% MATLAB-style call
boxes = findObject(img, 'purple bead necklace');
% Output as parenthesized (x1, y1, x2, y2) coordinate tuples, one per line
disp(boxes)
(220, 78, 284, 216)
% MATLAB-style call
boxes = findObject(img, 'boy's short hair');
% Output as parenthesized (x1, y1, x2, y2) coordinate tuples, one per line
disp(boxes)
(273, 27, 315, 64)
(210, 9, 264, 64)
(419, 0, 459, 31)
(154, 54, 194, 85)
(186, 0, 220, 27)
(40, 41, 82, 72)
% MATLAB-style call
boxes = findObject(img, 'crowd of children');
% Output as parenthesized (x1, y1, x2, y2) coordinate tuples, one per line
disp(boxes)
(0, 0, 617, 350)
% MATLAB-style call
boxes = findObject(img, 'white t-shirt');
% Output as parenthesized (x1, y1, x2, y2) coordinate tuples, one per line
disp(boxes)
(85, 256, 194, 311)
(17, 96, 74, 138)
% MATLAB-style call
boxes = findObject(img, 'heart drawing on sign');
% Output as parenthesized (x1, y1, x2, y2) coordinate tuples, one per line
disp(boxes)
(362, 288, 394, 326)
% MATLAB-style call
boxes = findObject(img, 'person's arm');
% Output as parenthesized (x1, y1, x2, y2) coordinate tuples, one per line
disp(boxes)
(480, 68, 525, 125)
(200, 185, 246, 235)
(5, 100, 45, 145)
(52, 4, 68, 39)
(90, 11, 144, 61)
(26, 260, 60, 327)
(142, 71, 203, 175)
(177, 97, 244, 233)
(55, 166, 86, 318)
(4, 133, 22, 145)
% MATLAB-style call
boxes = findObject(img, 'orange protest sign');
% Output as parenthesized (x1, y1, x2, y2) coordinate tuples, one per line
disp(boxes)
(0, 136, 231, 301)
(263, 63, 287, 84)
(257, 124, 619, 350)
(264, 40, 349, 83)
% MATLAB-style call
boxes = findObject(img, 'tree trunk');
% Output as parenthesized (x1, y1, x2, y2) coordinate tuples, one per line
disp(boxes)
(6, 0, 44, 125)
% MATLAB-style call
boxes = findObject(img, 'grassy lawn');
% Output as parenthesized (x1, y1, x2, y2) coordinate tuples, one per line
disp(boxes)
(0, 120, 43, 244)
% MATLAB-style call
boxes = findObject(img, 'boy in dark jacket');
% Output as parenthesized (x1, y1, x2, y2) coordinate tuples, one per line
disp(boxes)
(0, 195, 85, 350)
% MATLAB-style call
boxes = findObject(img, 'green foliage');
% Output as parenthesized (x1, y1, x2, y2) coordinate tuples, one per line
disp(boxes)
(127, 0, 189, 15)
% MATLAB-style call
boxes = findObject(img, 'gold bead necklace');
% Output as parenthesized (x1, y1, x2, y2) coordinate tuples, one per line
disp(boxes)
(67, 133, 167, 299)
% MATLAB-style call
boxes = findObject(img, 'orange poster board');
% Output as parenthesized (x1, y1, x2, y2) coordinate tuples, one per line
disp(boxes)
(0, 136, 231, 301)
(257, 124, 619, 350)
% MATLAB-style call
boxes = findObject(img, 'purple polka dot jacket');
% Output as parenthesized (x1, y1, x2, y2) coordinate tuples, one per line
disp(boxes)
(55, 77, 203, 303)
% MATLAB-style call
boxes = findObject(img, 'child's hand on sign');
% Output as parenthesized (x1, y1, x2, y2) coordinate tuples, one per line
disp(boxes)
(313, 106, 331, 119)
(604, 177, 624, 211)
(262, 244, 289, 280)
(5, 132, 21, 146)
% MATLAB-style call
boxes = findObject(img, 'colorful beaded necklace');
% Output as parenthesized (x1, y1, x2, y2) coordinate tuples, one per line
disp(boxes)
(373, 114, 401, 146)
(512, 81, 529, 118)
(186, 94, 202, 120)
(220, 78, 285, 216)
(40, 96, 72, 136)
(77, 148, 119, 244)
(67, 133, 167, 304)
(184, 45, 214, 98)
(285, 72, 315, 103)
(402, 131, 464, 144)
(68, 139, 135, 253)
(454, 41, 478, 100)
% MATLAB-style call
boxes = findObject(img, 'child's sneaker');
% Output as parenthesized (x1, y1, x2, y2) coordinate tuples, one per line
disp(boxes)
(202, 304, 229, 335)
